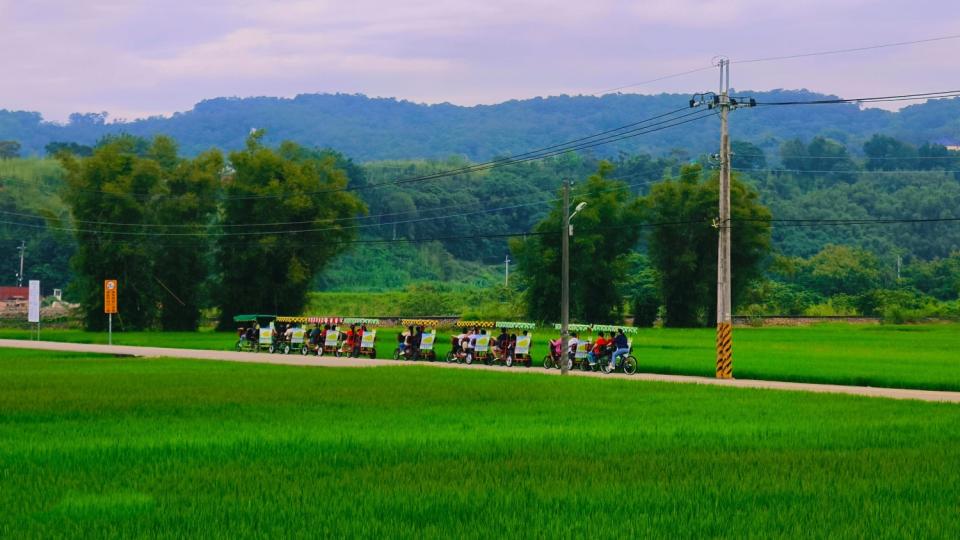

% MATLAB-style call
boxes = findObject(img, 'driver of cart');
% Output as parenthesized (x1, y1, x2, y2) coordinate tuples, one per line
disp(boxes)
(400, 325, 415, 353)
(344, 325, 356, 352)
(283, 324, 295, 342)
(495, 328, 509, 359)
(460, 329, 473, 355)
(413, 326, 425, 352)
(309, 325, 320, 345)
(567, 332, 579, 355)
(588, 331, 607, 367)
(611, 329, 630, 369)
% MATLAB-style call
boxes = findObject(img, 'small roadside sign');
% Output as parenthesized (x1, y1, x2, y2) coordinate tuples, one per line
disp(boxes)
(28, 280, 40, 323)
(104, 280, 118, 314)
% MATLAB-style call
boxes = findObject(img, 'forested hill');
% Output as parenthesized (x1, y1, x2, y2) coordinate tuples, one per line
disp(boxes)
(3, 91, 959, 161)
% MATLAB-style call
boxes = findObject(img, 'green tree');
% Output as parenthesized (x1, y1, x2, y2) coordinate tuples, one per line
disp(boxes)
(150, 137, 222, 330)
(59, 136, 161, 330)
(0, 140, 21, 159)
(510, 161, 644, 323)
(731, 140, 766, 171)
(216, 131, 367, 328)
(801, 244, 883, 296)
(645, 164, 772, 327)
(863, 134, 918, 171)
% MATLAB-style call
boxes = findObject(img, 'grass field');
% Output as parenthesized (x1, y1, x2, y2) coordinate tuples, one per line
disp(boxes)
(1, 347, 958, 538)
(3, 323, 959, 391)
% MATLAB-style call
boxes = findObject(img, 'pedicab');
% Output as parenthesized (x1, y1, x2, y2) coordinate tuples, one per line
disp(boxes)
(344, 318, 379, 358)
(232, 314, 276, 352)
(455, 320, 497, 365)
(591, 324, 639, 374)
(314, 317, 345, 356)
(544, 324, 592, 370)
(395, 319, 440, 361)
(494, 321, 536, 367)
(275, 316, 308, 354)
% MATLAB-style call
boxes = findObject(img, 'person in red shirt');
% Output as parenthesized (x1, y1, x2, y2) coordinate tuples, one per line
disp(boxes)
(588, 331, 607, 367)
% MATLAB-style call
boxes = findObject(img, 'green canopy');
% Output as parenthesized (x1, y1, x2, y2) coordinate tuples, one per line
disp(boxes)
(553, 323, 592, 332)
(591, 324, 638, 334)
(232, 314, 276, 323)
(495, 321, 536, 330)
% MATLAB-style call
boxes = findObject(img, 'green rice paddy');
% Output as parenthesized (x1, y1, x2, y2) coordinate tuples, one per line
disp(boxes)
(1, 348, 958, 538)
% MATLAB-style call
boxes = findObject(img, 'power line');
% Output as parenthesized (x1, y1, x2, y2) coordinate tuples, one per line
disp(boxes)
(735, 33, 960, 64)
(755, 90, 960, 107)
(594, 66, 715, 95)
(0, 170, 678, 235)
(734, 167, 960, 175)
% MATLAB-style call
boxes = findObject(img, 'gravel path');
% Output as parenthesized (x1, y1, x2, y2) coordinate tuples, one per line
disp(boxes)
(3, 339, 959, 404)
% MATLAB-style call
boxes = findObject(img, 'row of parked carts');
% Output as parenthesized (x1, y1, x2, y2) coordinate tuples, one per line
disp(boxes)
(232, 315, 638, 374)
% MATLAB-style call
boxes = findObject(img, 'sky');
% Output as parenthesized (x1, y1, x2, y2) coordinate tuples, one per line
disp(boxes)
(1, 0, 958, 122)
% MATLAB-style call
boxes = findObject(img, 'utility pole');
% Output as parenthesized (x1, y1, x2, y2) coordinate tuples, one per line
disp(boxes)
(690, 59, 754, 379)
(716, 58, 733, 379)
(504, 254, 511, 287)
(16, 241, 25, 288)
(897, 255, 902, 281)
(560, 179, 571, 376)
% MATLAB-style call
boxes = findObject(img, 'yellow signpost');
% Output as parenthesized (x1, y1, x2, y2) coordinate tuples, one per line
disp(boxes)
(104, 280, 117, 345)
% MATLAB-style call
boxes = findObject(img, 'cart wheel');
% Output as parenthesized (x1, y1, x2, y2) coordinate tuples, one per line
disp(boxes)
(446, 351, 456, 363)
(579, 359, 590, 372)
(392, 348, 400, 360)
(369, 349, 377, 359)
(543, 355, 553, 369)
(464, 353, 473, 365)
(335, 349, 342, 358)
(300, 346, 308, 356)
(282, 344, 291, 355)
(600, 358, 613, 374)
(268, 344, 276, 354)
(505, 355, 513, 368)
(623, 356, 637, 375)
(235, 340, 242, 352)
(254, 344, 260, 353)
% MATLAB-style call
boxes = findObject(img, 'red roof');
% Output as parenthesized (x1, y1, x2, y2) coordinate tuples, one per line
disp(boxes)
(0, 287, 28, 301)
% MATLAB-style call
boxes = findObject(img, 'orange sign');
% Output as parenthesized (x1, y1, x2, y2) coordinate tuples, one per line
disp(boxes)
(104, 280, 118, 314)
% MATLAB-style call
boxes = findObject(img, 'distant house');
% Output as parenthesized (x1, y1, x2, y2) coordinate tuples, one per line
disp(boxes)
(933, 137, 960, 151)
(0, 286, 28, 301)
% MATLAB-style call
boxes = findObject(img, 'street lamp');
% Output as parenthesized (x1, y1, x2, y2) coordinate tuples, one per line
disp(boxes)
(560, 181, 586, 376)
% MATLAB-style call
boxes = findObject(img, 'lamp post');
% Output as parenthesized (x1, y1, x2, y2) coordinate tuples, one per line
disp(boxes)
(560, 180, 586, 377)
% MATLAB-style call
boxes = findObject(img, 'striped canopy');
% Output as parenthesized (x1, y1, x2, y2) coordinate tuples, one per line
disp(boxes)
(400, 319, 441, 327)
(495, 321, 536, 330)
(276, 316, 307, 323)
(308, 316, 343, 324)
(456, 320, 496, 328)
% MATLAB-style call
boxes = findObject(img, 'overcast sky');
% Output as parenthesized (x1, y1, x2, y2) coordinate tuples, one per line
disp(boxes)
(2, 0, 958, 122)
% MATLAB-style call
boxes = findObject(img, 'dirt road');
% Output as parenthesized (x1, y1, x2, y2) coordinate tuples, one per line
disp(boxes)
(2, 339, 959, 403)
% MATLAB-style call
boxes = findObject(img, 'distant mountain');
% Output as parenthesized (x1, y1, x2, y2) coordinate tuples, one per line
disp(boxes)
(2, 91, 959, 161)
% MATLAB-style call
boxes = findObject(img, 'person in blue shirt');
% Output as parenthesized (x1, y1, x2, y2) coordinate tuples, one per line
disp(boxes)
(610, 329, 630, 371)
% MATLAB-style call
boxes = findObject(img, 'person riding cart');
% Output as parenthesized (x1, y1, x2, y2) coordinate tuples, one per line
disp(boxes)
(493, 321, 536, 367)
(232, 314, 276, 352)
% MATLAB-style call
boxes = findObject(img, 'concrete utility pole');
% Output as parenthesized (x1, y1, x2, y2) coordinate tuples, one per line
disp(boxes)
(716, 58, 733, 379)
(504, 254, 511, 287)
(16, 241, 25, 288)
(560, 179, 571, 376)
(691, 59, 754, 378)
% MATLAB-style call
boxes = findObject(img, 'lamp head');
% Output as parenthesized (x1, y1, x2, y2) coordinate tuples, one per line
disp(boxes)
(575, 202, 587, 212)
